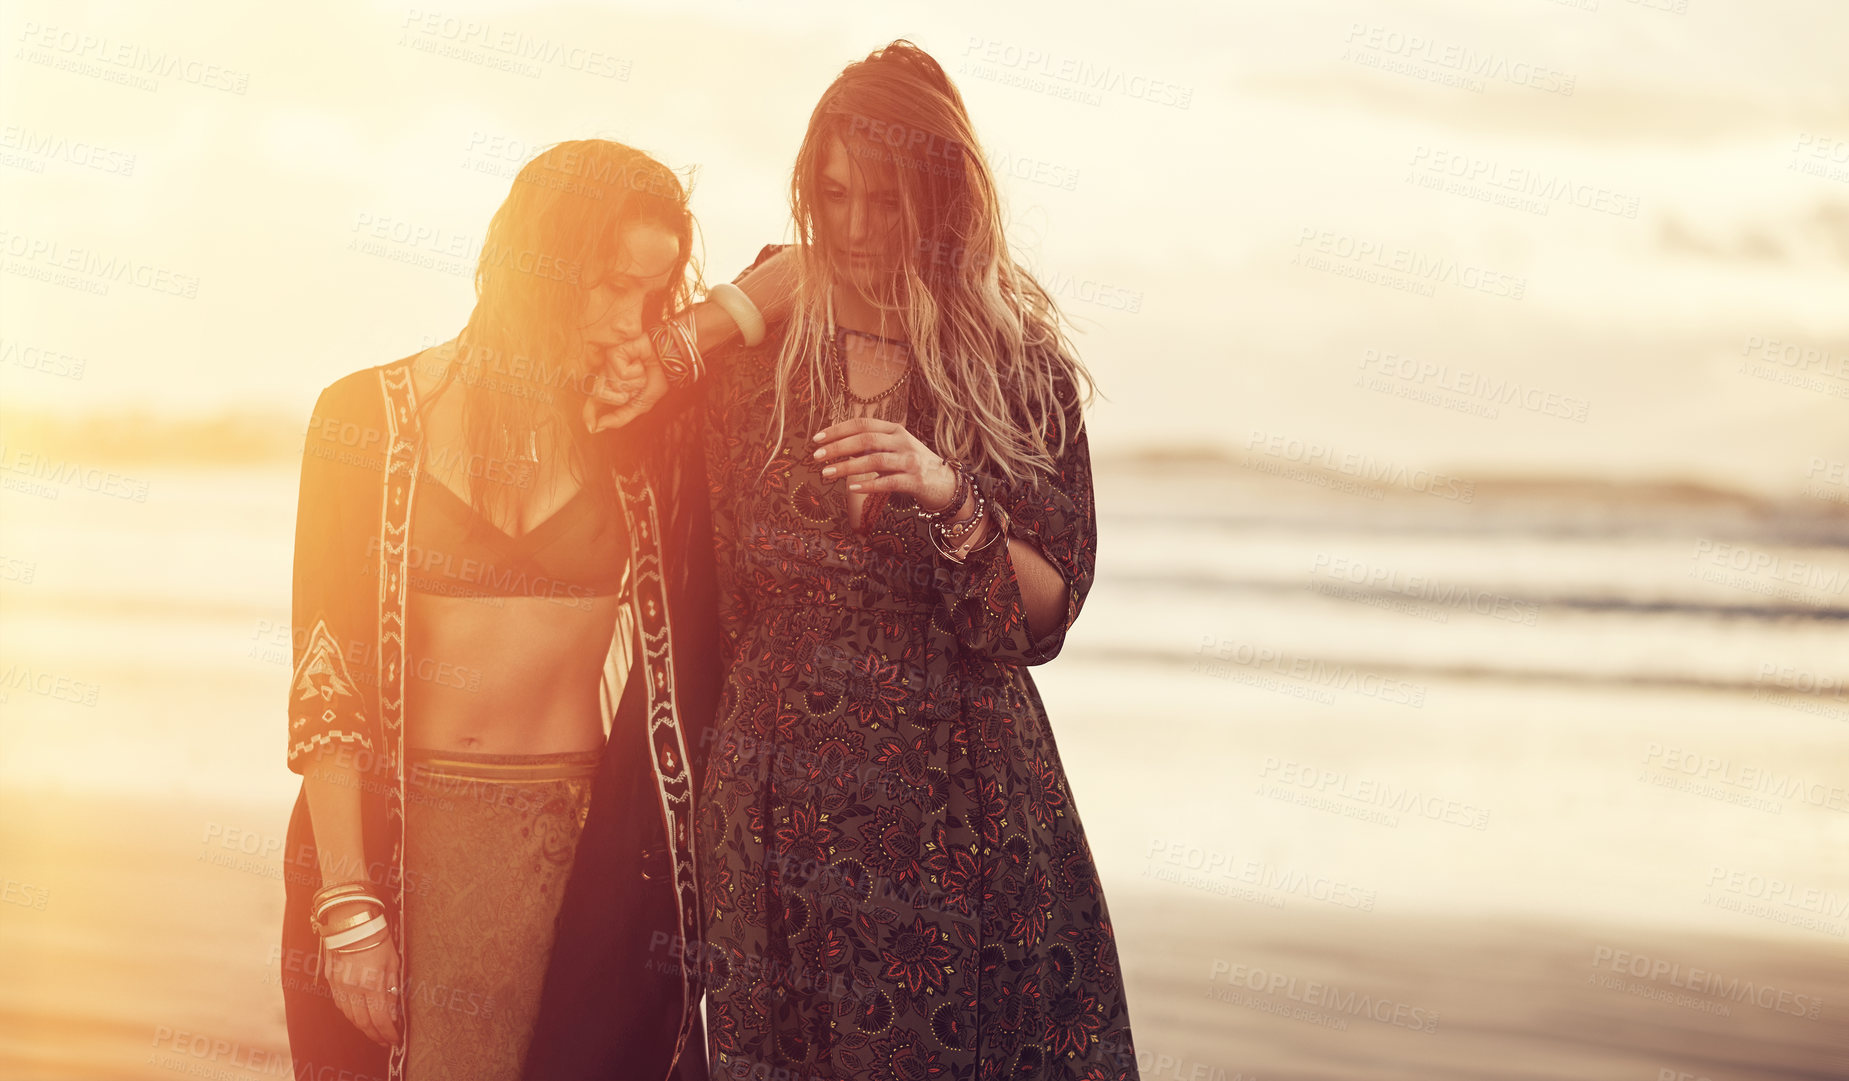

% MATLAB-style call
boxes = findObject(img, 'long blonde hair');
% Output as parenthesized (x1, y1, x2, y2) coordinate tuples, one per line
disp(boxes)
(431, 139, 697, 528)
(761, 40, 1096, 487)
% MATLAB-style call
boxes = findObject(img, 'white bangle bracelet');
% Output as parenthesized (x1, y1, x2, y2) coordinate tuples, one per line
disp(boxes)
(312, 894, 384, 933)
(708, 282, 767, 348)
(323, 913, 388, 950)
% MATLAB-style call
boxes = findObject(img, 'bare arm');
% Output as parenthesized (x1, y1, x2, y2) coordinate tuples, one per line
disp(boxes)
(302, 750, 402, 1046)
(1011, 538, 1070, 642)
(684, 245, 797, 353)
(302, 754, 367, 884)
(289, 384, 402, 1045)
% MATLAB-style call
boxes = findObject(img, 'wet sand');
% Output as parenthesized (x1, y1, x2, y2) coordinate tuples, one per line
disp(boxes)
(3, 783, 1844, 1081)
(1114, 895, 1847, 1081)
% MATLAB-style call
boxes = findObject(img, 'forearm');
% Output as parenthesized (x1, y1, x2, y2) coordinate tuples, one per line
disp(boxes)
(302, 751, 370, 886)
(933, 484, 1066, 642)
(686, 298, 746, 354)
(906, 416, 1094, 666)
(676, 246, 793, 356)
(1010, 537, 1068, 642)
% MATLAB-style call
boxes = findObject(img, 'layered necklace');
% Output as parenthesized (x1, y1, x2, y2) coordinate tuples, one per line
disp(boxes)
(826, 292, 914, 425)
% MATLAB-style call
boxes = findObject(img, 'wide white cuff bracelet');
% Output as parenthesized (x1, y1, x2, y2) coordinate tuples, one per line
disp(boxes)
(708, 281, 767, 348)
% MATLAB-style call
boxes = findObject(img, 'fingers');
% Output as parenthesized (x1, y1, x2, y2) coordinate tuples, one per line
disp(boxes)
(584, 375, 647, 434)
(324, 940, 400, 1046)
(591, 407, 639, 433)
(333, 980, 385, 1045)
(362, 986, 399, 1047)
(322, 948, 377, 1043)
(813, 430, 904, 462)
(848, 472, 914, 492)
(602, 335, 655, 380)
(821, 451, 909, 479)
(583, 351, 668, 434)
(590, 401, 649, 433)
(635, 358, 669, 408)
(375, 948, 402, 1045)
(811, 417, 901, 446)
(584, 395, 631, 435)
(589, 374, 639, 407)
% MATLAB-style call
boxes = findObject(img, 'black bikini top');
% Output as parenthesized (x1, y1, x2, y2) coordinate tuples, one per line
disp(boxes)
(407, 474, 629, 600)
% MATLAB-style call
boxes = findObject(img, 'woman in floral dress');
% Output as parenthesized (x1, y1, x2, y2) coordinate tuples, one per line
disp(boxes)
(599, 39, 1141, 1081)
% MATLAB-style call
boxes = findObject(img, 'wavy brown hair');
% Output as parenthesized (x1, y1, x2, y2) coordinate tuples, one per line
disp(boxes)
(762, 40, 1097, 486)
(427, 138, 697, 529)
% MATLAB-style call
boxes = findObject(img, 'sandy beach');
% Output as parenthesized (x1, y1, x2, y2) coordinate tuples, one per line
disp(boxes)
(4, 779, 1845, 1079)
(3, 460, 1845, 1079)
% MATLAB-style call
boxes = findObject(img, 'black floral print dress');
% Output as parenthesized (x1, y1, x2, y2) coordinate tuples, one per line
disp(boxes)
(693, 252, 1141, 1081)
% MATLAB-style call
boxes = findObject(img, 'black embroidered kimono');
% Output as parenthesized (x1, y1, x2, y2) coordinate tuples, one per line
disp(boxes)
(280, 354, 722, 1081)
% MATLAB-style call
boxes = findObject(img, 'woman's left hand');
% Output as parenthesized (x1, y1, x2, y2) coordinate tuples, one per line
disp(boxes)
(811, 418, 961, 511)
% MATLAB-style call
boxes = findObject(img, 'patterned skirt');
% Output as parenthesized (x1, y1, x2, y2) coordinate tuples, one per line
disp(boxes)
(400, 747, 599, 1081)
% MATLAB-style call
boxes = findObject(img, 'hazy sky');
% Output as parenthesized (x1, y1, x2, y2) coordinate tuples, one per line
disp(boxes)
(3, 0, 1848, 498)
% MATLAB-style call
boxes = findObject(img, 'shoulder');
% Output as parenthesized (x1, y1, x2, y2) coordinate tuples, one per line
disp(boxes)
(1025, 339, 1086, 417)
(312, 367, 382, 411)
(313, 352, 426, 415)
(1018, 342, 1090, 461)
(729, 242, 790, 283)
(303, 356, 417, 448)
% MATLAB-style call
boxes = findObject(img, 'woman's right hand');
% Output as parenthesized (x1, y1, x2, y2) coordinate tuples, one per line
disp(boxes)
(584, 334, 669, 433)
(322, 926, 402, 1047)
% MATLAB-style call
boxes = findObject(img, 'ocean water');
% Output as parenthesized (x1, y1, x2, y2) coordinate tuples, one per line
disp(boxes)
(3, 461, 1843, 897)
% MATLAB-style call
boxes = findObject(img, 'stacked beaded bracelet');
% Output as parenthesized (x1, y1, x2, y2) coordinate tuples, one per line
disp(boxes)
(939, 484, 987, 545)
(311, 881, 389, 954)
(929, 489, 1000, 563)
(920, 461, 1000, 564)
(939, 488, 987, 544)
(915, 458, 970, 523)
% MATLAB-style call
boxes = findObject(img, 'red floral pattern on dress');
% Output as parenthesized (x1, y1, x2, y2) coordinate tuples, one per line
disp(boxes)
(696, 267, 1138, 1080)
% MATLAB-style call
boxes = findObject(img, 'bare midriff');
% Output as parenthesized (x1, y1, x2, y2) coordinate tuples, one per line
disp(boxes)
(405, 591, 620, 754)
